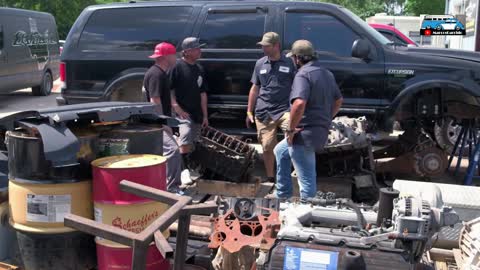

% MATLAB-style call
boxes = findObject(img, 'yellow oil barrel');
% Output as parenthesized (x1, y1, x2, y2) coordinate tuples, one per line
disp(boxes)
(8, 179, 93, 233)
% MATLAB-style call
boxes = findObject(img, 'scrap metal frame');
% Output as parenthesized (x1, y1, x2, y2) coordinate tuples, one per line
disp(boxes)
(64, 180, 218, 270)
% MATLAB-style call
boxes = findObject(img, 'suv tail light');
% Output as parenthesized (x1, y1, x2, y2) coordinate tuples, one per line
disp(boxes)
(60, 62, 66, 82)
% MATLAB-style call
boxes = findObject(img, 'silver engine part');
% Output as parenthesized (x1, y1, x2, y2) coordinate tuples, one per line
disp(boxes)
(392, 196, 459, 236)
(278, 189, 459, 265)
(327, 116, 368, 147)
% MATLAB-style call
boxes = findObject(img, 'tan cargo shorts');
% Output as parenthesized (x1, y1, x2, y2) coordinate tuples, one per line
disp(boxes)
(255, 112, 290, 152)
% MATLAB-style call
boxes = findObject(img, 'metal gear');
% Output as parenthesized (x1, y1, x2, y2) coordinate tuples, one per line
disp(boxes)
(233, 198, 256, 220)
(413, 146, 448, 177)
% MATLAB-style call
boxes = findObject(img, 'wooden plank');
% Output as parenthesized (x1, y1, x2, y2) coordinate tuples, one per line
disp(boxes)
(174, 212, 191, 270)
(131, 240, 149, 270)
(64, 214, 138, 246)
(154, 231, 174, 259)
(434, 261, 448, 270)
(182, 203, 218, 216)
(0, 262, 19, 270)
(453, 248, 464, 269)
(429, 248, 454, 261)
(169, 222, 212, 238)
(192, 179, 273, 198)
(138, 197, 191, 243)
(119, 180, 179, 205)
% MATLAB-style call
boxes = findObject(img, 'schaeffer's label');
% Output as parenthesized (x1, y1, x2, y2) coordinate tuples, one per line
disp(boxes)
(94, 201, 170, 237)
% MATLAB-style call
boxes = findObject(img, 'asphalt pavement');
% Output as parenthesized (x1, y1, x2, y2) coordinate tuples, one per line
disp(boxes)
(0, 88, 59, 118)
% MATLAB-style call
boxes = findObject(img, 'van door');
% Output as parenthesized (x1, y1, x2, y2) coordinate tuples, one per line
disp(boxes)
(3, 14, 35, 90)
(0, 24, 6, 70)
(281, 6, 385, 117)
(0, 23, 12, 92)
(193, 4, 271, 118)
(0, 18, 29, 92)
(29, 16, 58, 85)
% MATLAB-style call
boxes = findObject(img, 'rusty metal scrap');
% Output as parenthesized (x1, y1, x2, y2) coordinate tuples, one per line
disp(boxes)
(209, 208, 281, 253)
(190, 126, 257, 182)
(203, 127, 252, 155)
(64, 180, 218, 270)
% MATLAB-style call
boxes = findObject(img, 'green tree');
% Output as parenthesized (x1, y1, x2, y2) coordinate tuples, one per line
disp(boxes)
(0, 0, 97, 39)
(320, 0, 386, 19)
(404, 0, 446, 16)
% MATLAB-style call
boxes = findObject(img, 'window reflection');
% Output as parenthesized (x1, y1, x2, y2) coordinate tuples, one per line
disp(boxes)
(79, 7, 193, 51)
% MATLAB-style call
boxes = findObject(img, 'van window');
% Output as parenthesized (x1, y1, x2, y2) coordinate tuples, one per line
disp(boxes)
(285, 12, 360, 57)
(79, 7, 193, 51)
(199, 11, 266, 49)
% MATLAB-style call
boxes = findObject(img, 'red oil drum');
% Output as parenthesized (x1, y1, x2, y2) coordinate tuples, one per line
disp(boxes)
(92, 154, 169, 270)
(92, 155, 167, 204)
(96, 238, 170, 270)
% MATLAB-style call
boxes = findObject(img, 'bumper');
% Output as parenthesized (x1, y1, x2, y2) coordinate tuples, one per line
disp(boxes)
(58, 86, 106, 106)
(56, 96, 67, 106)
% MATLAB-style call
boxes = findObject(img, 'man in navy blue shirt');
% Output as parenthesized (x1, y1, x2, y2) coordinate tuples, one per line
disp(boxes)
(247, 32, 296, 182)
(274, 40, 343, 199)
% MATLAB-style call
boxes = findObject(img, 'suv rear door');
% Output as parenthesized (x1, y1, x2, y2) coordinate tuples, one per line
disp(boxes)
(281, 4, 385, 117)
(193, 4, 272, 117)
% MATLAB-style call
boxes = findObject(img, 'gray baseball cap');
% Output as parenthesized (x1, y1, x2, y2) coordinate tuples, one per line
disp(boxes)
(286, 40, 316, 58)
(257, 32, 280, 46)
(181, 37, 206, 50)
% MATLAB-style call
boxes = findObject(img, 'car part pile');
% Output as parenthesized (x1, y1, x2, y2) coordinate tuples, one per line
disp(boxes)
(318, 116, 377, 202)
(209, 198, 280, 253)
(261, 187, 459, 270)
(190, 126, 257, 182)
(459, 217, 480, 268)
(327, 116, 368, 147)
(375, 128, 449, 178)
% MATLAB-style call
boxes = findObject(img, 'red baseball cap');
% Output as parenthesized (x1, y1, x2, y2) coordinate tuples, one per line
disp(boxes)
(149, 42, 176, 59)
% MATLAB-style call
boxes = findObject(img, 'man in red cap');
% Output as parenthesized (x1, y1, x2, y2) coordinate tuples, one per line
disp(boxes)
(144, 42, 183, 192)
(144, 42, 177, 115)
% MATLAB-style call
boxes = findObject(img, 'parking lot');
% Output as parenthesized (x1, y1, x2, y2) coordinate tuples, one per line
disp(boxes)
(0, 90, 58, 118)
(0, 81, 61, 118)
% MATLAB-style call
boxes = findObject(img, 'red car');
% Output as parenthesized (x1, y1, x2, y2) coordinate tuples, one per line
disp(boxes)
(369, 23, 418, 46)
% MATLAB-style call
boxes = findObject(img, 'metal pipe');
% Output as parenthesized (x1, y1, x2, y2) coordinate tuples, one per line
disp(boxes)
(376, 187, 400, 226)
(448, 126, 465, 169)
(298, 205, 377, 227)
(305, 198, 370, 228)
(455, 126, 470, 175)
(343, 199, 368, 229)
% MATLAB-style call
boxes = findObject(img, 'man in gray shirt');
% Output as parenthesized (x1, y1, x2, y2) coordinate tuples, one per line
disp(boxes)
(274, 40, 343, 199)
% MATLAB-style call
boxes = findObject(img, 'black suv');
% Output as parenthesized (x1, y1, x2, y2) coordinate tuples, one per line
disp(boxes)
(59, 0, 480, 151)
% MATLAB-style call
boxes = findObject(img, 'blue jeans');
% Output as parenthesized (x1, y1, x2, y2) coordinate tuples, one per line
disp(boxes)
(273, 138, 317, 199)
